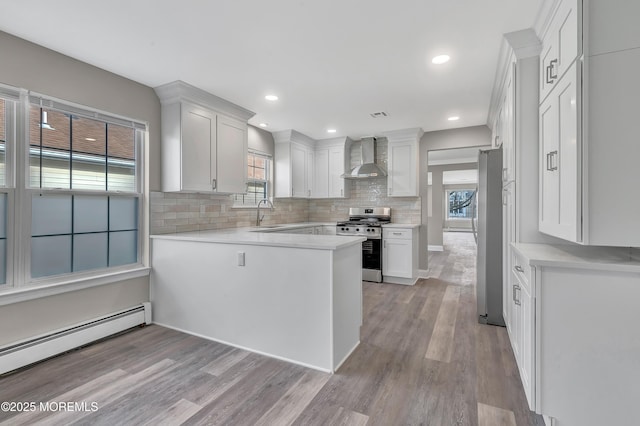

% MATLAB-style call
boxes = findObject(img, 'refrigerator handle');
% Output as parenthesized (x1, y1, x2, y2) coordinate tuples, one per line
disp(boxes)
(471, 188, 478, 245)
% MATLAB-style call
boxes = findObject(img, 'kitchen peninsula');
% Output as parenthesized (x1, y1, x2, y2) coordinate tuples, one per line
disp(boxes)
(150, 226, 365, 372)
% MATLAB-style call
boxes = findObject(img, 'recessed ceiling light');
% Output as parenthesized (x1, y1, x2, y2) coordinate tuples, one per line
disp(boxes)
(85, 137, 97, 141)
(265, 95, 278, 101)
(327, 129, 337, 134)
(259, 123, 268, 128)
(448, 116, 460, 121)
(432, 54, 450, 65)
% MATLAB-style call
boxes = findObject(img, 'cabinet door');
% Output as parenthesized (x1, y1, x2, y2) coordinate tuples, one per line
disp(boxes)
(291, 143, 307, 198)
(328, 146, 346, 198)
(306, 150, 314, 198)
(539, 63, 579, 242)
(216, 115, 247, 194)
(520, 282, 534, 409)
(509, 271, 522, 361)
(388, 141, 417, 197)
(181, 104, 216, 192)
(383, 238, 412, 278)
(540, 0, 579, 103)
(313, 148, 329, 198)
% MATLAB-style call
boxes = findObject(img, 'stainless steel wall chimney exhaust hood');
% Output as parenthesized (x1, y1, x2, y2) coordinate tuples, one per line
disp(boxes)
(341, 137, 387, 179)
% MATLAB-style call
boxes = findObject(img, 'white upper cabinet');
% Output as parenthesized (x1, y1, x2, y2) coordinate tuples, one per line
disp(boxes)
(538, 0, 640, 246)
(383, 128, 423, 197)
(274, 132, 351, 199)
(155, 81, 254, 194)
(313, 148, 329, 198)
(539, 0, 579, 104)
(274, 130, 314, 199)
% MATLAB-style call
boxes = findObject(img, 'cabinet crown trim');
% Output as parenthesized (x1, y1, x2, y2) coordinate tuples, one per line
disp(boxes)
(381, 127, 424, 143)
(505, 29, 542, 59)
(273, 129, 317, 147)
(154, 80, 255, 122)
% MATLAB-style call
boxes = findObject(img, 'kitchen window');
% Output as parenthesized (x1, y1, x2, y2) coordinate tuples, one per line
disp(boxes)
(446, 189, 476, 220)
(0, 84, 146, 295)
(233, 151, 271, 207)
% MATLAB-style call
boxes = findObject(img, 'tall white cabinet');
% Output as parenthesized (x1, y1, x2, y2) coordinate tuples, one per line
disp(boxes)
(155, 81, 254, 194)
(537, 0, 640, 246)
(382, 128, 423, 197)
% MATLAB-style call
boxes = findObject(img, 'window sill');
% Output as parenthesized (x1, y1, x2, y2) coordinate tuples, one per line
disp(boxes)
(0, 266, 151, 307)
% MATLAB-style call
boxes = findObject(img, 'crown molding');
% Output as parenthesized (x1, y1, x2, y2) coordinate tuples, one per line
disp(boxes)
(316, 136, 353, 148)
(272, 129, 316, 147)
(154, 80, 255, 122)
(380, 127, 424, 143)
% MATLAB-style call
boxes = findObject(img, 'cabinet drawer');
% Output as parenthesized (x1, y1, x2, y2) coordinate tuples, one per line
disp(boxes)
(512, 251, 531, 291)
(383, 228, 412, 240)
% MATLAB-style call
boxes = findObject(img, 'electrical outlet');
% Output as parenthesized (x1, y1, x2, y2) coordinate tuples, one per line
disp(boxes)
(221, 204, 226, 213)
(237, 251, 245, 266)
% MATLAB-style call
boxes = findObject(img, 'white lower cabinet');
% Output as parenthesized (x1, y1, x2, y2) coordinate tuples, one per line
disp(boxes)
(510, 243, 640, 426)
(382, 227, 418, 285)
(508, 248, 535, 410)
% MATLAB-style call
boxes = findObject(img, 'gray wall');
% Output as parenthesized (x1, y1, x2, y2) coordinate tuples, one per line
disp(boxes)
(419, 126, 491, 269)
(0, 31, 158, 346)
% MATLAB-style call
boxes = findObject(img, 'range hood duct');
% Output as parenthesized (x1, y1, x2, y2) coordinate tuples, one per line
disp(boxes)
(342, 137, 387, 179)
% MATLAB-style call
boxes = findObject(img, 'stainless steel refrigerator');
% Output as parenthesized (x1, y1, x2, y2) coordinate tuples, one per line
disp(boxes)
(475, 147, 504, 326)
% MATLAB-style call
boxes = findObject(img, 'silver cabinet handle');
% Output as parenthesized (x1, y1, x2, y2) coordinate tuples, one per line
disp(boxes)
(549, 150, 558, 171)
(341, 188, 343, 197)
(384, 240, 387, 248)
(515, 265, 524, 273)
(513, 284, 521, 306)
(549, 59, 558, 80)
(546, 64, 553, 84)
(212, 179, 217, 190)
(392, 232, 402, 236)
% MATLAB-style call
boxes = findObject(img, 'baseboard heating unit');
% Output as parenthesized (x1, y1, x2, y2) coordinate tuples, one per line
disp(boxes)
(0, 302, 151, 375)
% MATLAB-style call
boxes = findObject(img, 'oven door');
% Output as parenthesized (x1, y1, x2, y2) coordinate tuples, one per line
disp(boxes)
(362, 238, 382, 283)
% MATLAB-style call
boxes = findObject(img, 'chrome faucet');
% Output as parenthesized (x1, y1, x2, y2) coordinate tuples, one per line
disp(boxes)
(256, 199, 274, 226)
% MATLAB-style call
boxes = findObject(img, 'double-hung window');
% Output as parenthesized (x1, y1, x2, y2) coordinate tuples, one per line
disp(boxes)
(26, 94, 144, 281)
(234, 151, 271, 207)
(0, 88, 18, 287)
(0, 84, 146, 295)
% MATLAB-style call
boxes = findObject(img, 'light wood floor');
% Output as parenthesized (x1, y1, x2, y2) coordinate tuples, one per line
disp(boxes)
(0, 232, 544, 425)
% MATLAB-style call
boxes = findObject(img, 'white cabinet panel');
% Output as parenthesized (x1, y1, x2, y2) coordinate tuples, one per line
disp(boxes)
(181, 104, 215, 192)
(388, 141, 417, 197)
(314, 148, 329, 198)
(539, 62, 579, 242)
(328, 147, 347, 198)
(540, 0, 579, 104)
(216, 115, 248, 194)
(382, 226, 418, 285)
(383, 238, 411, 278)
(291, 143, 307, 198)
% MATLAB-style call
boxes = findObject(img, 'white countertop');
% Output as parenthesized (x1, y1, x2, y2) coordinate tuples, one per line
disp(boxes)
(382, 223, 420, 229)
(512, 243, 640, 273)
(151, 223, 366, 250)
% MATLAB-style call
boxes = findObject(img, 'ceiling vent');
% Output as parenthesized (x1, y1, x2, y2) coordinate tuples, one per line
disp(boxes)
(369, 111, 389, 118)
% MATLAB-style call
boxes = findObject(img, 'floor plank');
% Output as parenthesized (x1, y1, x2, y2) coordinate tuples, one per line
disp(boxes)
(478, 402, 517, 426)
(425, 285, 461, 363)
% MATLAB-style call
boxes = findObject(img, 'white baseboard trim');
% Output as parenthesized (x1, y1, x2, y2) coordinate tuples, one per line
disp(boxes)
(153, 321, 333, 374)
(418, 269, 430, 279)
(382, 276, 418, 286)
(0, 303, 150, 375)
(428, 245, 444, 252)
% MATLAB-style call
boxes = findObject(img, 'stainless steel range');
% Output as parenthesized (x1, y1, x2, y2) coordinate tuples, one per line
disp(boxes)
(336, 207, 391, 283)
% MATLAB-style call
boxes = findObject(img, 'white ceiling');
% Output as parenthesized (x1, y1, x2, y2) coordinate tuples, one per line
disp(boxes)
(0, 0, 543, 140)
